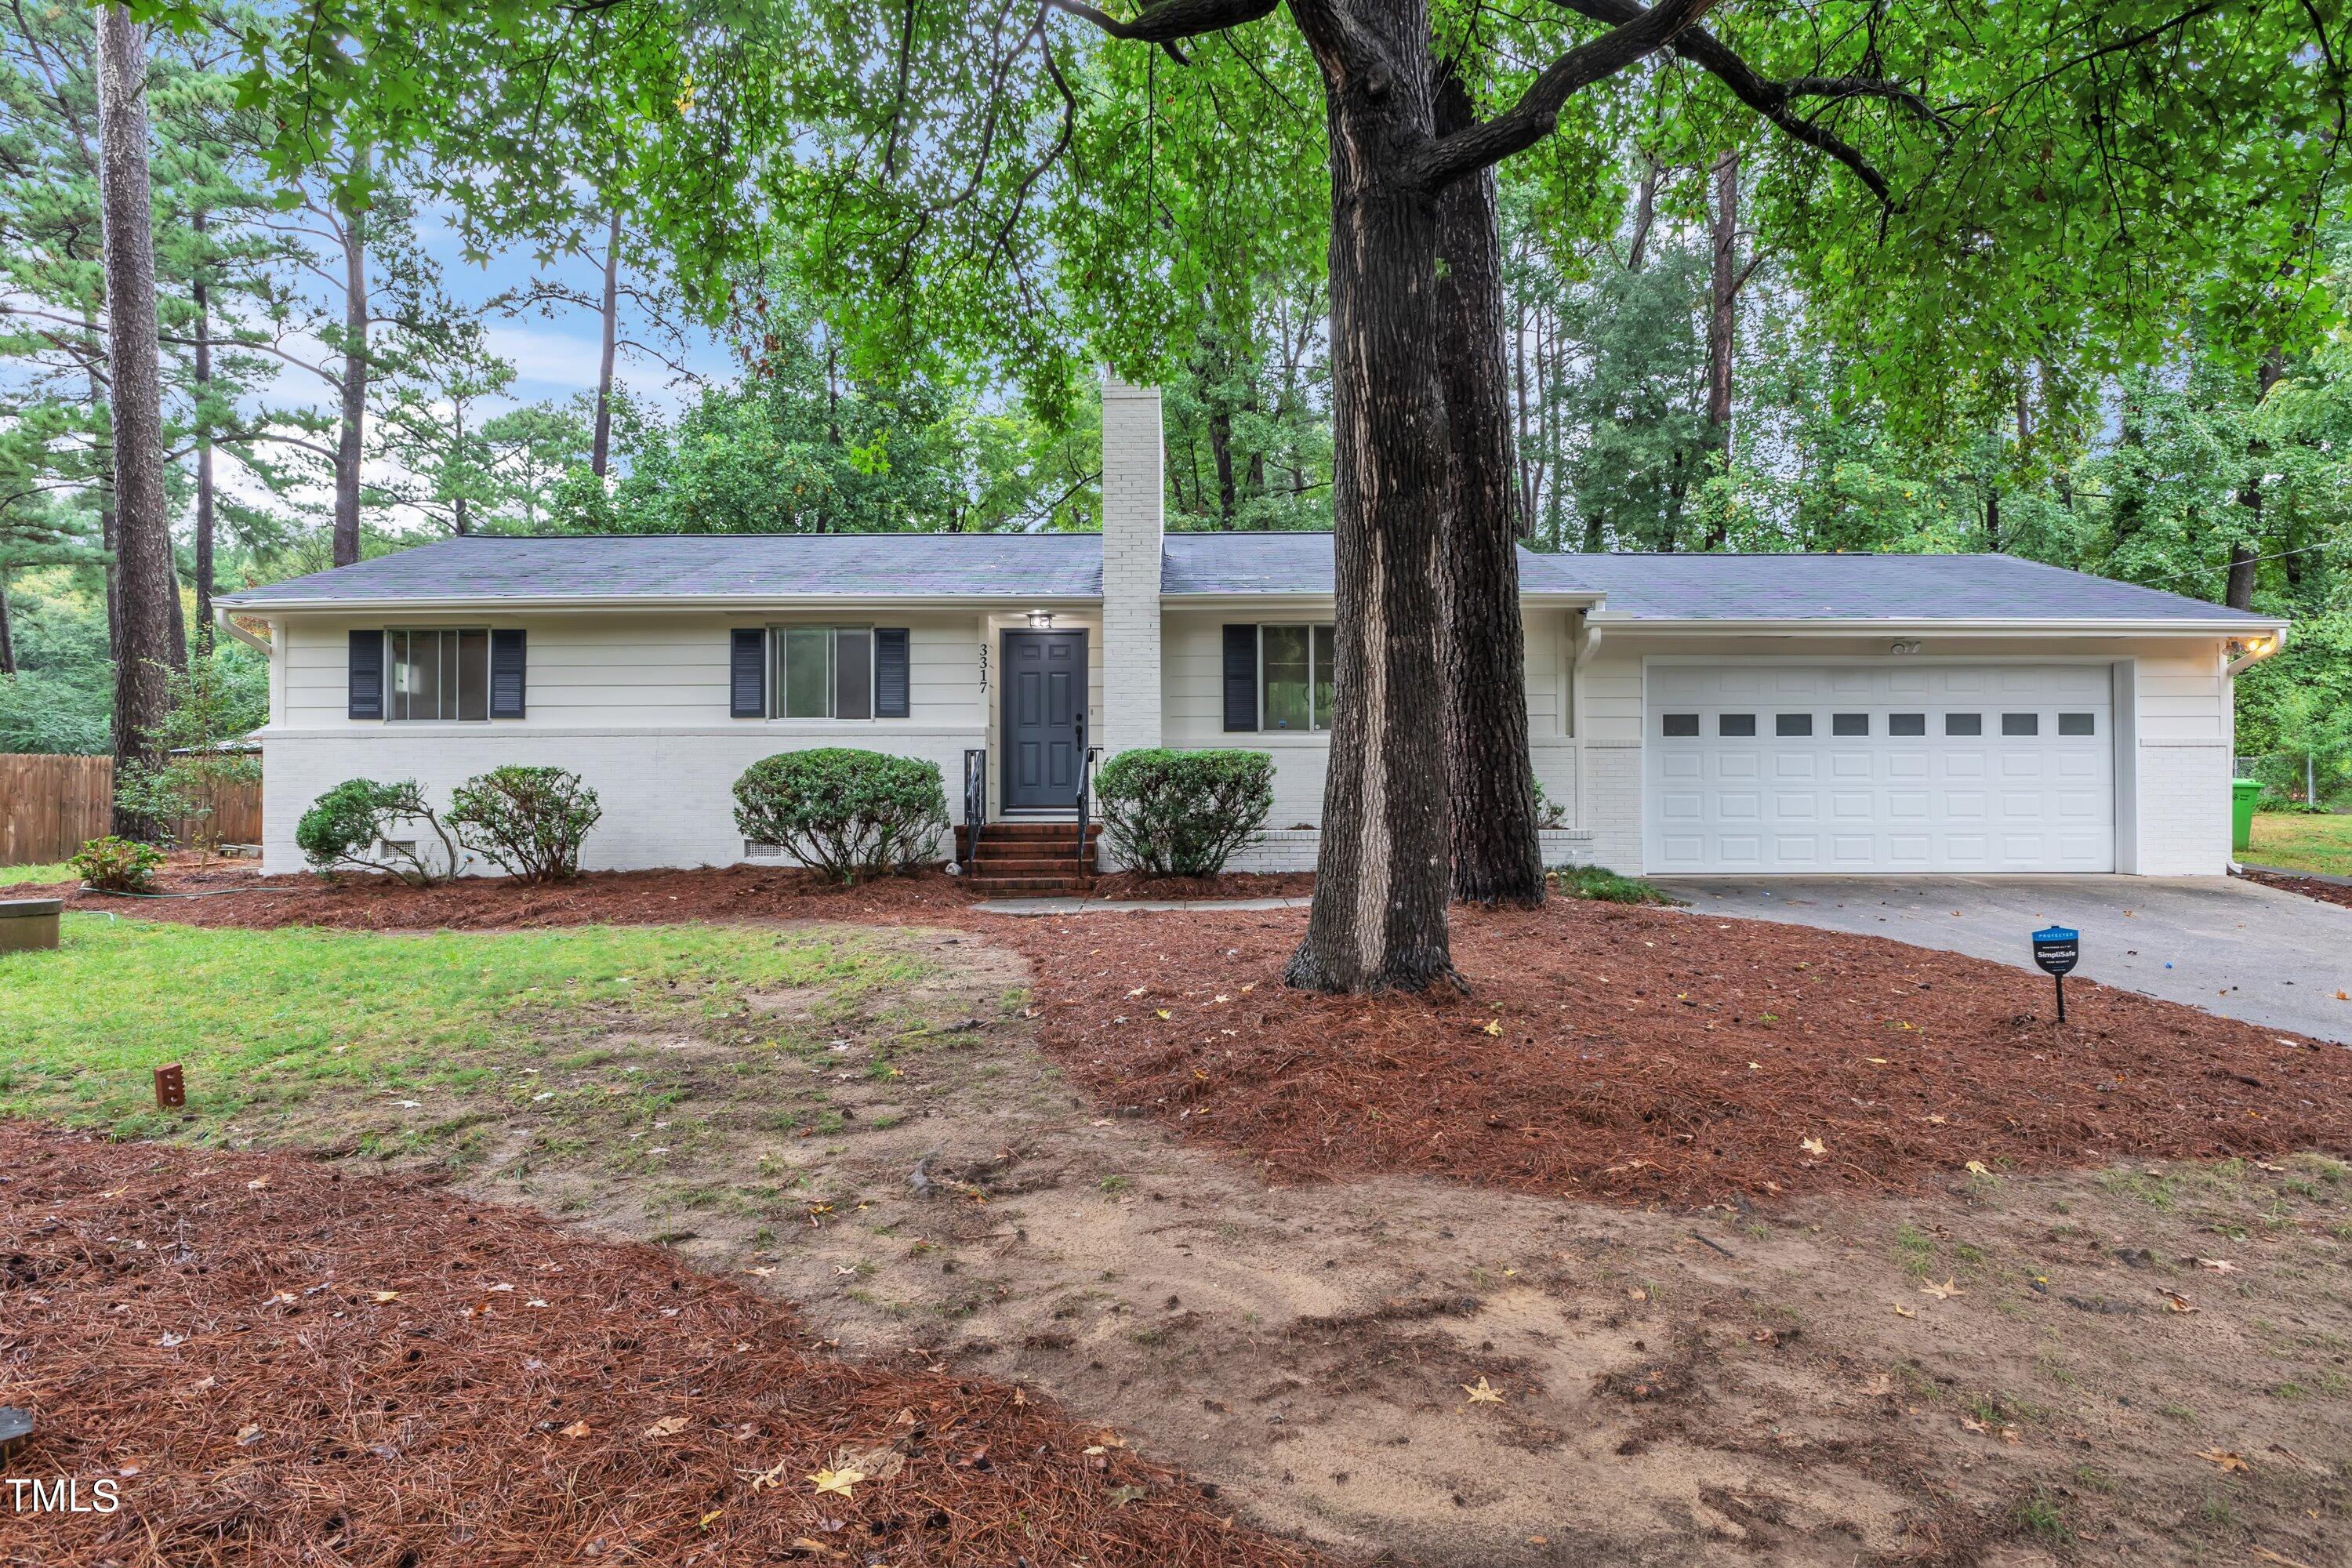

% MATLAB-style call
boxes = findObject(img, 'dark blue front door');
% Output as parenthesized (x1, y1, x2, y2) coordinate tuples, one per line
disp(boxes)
(1001, 630, 1086, 811)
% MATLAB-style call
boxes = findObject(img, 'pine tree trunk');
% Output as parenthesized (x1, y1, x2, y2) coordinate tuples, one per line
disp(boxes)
(332, 191, 368, 567)
(94, 0, 172, 837)
(1284, 0, 1457, 994)
(1210, 404, 1236, 524)
(592, 208, 620, 477)
(193, 207, 215, 651)
(1704, 147, 1738, 550)
(1435, 65, 1544, 909)
(82, 317, 121, 664)
(0, 571, 15, 675)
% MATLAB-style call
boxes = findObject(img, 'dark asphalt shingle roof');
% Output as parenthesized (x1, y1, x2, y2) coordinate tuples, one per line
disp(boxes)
(1520, 550, 2275, 623)
(221, 531, 2273, 626)
(219, 533, 1105, 606)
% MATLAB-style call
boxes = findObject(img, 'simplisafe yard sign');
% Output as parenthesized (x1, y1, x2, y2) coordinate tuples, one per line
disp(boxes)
(2031, 926, 2080, 1022)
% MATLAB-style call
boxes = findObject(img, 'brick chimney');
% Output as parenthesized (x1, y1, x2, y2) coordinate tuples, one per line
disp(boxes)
(1099, 372, 1163, 757)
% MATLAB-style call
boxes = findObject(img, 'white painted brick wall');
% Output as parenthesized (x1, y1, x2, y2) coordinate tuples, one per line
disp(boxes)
(2136, 742, 2232, 875)
(1099, 374, 1163, 759)
(1218, 828, 1595, 875)
(1581, 742, 1644, 873)
(260, 728, 981, 877)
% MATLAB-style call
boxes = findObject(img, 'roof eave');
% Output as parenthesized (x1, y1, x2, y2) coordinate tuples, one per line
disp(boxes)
(1586, 614, 2290, 633)
(216, 591, 1109, 613)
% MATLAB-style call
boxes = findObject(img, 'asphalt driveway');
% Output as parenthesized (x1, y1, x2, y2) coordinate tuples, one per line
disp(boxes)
(1657, 875, 2352, 1044)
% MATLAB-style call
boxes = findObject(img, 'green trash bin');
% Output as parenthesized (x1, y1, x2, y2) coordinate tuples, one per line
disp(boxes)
(2231, 777, 2262, 855)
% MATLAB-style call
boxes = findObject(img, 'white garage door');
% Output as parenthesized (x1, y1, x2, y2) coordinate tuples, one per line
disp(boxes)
(1645, 662, 2114, 874)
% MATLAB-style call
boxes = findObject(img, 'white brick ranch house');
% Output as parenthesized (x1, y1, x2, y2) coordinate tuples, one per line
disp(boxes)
(220, 377, 2288, 881)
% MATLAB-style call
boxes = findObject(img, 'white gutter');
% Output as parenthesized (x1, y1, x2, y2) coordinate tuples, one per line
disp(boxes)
(212, 593, 1109, 614)
(212, 604, 274, 655)
(2225, 626, 2290, 677)
(1581, 614, 2292, 635)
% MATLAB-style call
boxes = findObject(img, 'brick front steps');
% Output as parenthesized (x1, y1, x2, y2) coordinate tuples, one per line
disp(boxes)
(956, 821, 1102, 895)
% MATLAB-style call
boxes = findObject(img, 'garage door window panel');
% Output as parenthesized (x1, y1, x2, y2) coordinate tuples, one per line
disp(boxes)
(1832, 713, 1869, 737)
(1662, 713, 1700, 736)
(1889, 713, 1926, 736)
(1946, 713, 1984, 736)
(2059, 713, 2096, 736)
(2002, 713, 2038, 736)
(1719, 713, 1757, 737)
(1776, 713, 1813, 737)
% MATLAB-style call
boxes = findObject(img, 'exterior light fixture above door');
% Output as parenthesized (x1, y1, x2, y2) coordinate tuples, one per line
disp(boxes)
(1027, 610, 1055, 629)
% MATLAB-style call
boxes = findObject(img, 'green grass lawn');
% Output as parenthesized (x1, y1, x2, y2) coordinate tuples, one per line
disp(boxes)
(2249, 812, 2352, 878)
(0, 914, 933, 1152)
(0, 860, 74, 887)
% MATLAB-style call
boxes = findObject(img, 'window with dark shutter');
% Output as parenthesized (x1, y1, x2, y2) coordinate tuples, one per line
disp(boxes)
(489, 630, 527, 717)
(730, 629, 767, 717)
(874, 628, 910, 718)
(347, 630, 385, 720)
(1221, 624, 1258, 731)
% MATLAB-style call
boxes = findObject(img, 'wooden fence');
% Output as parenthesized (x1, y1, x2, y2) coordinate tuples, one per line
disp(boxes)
(0, 753, 263, 866)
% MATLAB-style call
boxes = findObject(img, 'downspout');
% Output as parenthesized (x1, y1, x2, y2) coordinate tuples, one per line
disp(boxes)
(1571, 615, 1604, 842)
(213, 604, 273, 656)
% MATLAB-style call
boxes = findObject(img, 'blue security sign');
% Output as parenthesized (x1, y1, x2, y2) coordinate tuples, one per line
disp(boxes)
(2031, 926, 2080, 1021)
(2031, 927, 2079, 977)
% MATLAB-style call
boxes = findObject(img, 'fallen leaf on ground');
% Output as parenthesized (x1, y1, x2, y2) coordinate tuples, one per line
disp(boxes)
(558, 1421, 592, 1439)
(1892, 1305, 1916, 1318)
(809, 1467, 865, 1498)
(368, 1290, 400, 1303)
(245, 1177, 269, 1191)
(1482, 1020, 1503, 1036)
(644, 1416, 690, 1438)
(1965, 1160, 1991, 1176)
(744, 1266, 775, 1279)
(1105, 1484, 1149, 1506)
(1462, 1377, 1505, 1404)
(235, 1424, 263, 1446)
(2162, 1291, 2199, 1313)
(2194, 1448, 2249, 1472)
(1799, 1136, 1827, 1156)
(1920, 1277, 1965, 1301)
(2198, 1258, 2241, 1274)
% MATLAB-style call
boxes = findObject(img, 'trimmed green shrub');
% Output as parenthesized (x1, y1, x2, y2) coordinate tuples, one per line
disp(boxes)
(732, 748, 947, 884)
(1093, 748, 1272, 877)
(70, 835, 164, 892)
(448, 766, 601, 884)
(296, 779, 461, 885)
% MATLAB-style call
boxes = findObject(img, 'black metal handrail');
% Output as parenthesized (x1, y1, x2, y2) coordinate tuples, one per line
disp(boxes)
(1073, 713, 1093, 882)
(961, 748, 986, 872)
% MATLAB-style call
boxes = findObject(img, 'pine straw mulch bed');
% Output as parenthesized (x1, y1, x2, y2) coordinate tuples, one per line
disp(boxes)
(0, 1123, 1331, 1568)
(17, 859, 1313, 931)
(2241, 866, 2352, 912)
(1004, 899, 2352, 1209)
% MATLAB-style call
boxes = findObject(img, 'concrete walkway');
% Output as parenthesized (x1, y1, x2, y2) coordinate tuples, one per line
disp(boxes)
(1657, 874, 2352, 1044)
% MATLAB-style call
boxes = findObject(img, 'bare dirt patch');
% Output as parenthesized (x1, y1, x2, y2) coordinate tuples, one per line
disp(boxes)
(1007, 900, 2352, 1207)
(0, 1122, 1324, 1568)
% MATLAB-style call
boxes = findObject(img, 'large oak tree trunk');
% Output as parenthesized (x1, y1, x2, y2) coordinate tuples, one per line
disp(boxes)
(1435, 67, 1544, 908)
(592, 208, 620, 477)
(332, 193, 368, 567)
(94, 1, 173, 836)
(1285, 0, 1457, 994)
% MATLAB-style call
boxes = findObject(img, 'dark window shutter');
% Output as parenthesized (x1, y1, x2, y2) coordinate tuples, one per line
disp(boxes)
(1221, 624, 1258, 732)
(730, 628, 767, 717)
(874, 628, 910, 718)
(347, 630, 384, 720)
(489, 629, 527, 717)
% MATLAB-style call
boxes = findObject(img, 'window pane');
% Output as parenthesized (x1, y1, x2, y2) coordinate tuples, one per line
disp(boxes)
(457, 630, 489, 721)
(2002, 712, 2038, 736)
(409, 630, 443, 720)
(1945, 713, 1983, 737)
(782, 626, 831, 717)
(1832, 713, 1868, 737)
(1719, 713, 1757, 737)
(833, 628, 872, 720)
(2059, 712, 2096, 736)
(1889, 713, 1926, 737)
(1311, 626, 1337, 732)
(1261, 626, 1311, 731)
(1776, 713, 1813, 737)
(1662, 713, 1700, 737)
